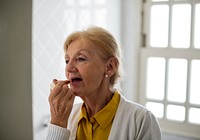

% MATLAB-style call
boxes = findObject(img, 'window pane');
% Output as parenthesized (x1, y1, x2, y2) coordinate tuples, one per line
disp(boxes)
(150, 5, 169, 47)
(189, 108, 200, 124)
(194, 4, 200, 48)
(171, 4, 191, 48)
(146, 102, 164, 118)
(167, 58, 188, 103)
(167, 105, 185, 121)
(190, 60, 200, 105)
(146, 57, 166, 100)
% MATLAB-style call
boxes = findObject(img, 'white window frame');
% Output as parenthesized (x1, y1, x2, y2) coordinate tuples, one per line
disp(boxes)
(139, 0, 200, 138)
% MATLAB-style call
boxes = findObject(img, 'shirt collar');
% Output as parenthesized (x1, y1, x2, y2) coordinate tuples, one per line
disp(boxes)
(78, 91, 120, 130)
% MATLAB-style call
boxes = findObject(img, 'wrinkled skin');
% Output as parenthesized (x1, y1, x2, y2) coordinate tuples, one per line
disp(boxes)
(48, 79, 75, 128)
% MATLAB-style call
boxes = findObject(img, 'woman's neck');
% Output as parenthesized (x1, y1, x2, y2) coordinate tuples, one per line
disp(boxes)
(82, 89, 114, 118)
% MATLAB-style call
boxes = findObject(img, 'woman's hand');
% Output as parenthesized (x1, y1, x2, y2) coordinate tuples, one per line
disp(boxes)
(48, 79, 75, 128)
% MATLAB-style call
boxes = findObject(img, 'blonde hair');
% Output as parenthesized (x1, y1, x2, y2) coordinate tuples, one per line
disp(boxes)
(64, 26, 123, 87)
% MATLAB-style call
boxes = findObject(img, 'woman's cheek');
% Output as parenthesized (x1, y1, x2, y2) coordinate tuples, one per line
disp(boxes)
(65, 69, 69, 79)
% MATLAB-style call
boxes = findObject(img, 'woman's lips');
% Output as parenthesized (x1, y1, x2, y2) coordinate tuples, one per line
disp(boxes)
(71, 78, 82, 82)
(70, 78, 83, 86)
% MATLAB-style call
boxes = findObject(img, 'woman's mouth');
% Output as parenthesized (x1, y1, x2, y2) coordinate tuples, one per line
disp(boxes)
(71, 77, 82, 83)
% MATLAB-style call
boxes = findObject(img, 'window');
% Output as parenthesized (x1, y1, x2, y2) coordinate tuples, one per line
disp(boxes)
(32, 0, 120, 139)
(140, 0, 200, 138)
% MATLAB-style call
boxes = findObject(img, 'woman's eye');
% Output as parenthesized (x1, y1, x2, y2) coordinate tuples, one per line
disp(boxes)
(77, 57, 86, 62)
(65, 60, 69, 64)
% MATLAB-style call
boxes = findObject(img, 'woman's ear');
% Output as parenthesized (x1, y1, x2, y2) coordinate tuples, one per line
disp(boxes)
(105, 57, 118, 77)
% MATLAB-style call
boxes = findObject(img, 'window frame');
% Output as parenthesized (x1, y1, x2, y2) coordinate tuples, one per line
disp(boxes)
(139, 0, 200, 138)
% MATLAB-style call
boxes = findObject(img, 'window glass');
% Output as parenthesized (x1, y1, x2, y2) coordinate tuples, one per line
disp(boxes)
(167, 58, 188, 103)
(171, 4, 191, 48)
(194, 4, 200, 48)
(146, 57, 166, 100)
(189, 108, 200, 124)
(150, 5, 169, 47)
(190, 60, 200, 105)
(167, 105, 185, 121)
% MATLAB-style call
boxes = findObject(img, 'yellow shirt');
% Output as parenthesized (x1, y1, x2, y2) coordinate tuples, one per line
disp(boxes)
(76, 91, 120, 140)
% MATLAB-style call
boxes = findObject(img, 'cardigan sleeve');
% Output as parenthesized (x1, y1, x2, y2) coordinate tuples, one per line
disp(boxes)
(46, 123, 71, 140)
(136, 110, 161, 140)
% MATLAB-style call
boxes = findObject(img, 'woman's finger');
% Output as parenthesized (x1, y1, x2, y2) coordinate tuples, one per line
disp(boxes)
(64, 88, 74, 101)
(50, 80, 70, 98)
(62, 90, 75, 116)
(56, 83, 70, 99)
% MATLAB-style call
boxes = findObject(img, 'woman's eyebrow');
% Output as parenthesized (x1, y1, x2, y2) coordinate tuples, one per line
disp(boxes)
(65, 49, 91, 59)
(79, 49, 91, 55)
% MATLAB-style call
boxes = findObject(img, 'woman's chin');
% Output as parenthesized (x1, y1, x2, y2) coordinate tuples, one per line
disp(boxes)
(73, 91, 79, 96)
(71, 89, 81, 96)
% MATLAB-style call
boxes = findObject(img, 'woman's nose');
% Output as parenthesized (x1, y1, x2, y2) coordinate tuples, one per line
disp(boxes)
(66, 60, 77, 73)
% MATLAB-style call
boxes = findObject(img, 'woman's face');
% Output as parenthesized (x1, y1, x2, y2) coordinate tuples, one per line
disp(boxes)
(65, 39, 107, 97)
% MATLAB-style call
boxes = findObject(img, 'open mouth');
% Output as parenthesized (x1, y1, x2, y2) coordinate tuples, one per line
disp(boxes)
(71, 77, 82, 83)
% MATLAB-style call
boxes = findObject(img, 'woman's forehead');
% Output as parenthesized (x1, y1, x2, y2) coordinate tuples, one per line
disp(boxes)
(67, 39, 100, 53)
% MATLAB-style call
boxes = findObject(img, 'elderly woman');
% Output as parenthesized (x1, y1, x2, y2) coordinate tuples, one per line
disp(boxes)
(47, 27, 161, 140)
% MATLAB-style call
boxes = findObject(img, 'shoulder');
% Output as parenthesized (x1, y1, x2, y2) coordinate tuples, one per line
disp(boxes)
(119, 94, 160, 126)
(119, 95, 149, 114)
(117, 94, 157, 122)
(111, 93, 161, 139)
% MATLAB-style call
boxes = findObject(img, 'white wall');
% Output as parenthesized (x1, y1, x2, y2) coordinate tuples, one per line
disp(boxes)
(120, 0, 142, 102)
(0, 0, 33, 139)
